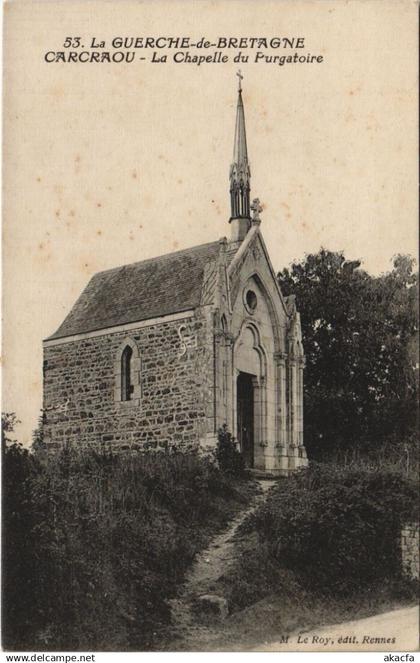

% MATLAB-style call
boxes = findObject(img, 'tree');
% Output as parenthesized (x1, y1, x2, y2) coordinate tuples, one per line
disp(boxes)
(32, 410, 47, 457)
(2, 412, 40, 648)
(2, 412, 20, 448)
(278, 250, 418, 459)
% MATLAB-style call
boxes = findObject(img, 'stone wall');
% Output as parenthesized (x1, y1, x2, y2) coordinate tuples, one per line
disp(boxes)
(401, 522, 419, 580)
(43, 311, 215, 452)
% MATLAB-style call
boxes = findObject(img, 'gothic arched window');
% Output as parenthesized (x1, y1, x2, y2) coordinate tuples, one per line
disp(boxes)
(121, 345, 134, 401)
(114, 338, 141, 406)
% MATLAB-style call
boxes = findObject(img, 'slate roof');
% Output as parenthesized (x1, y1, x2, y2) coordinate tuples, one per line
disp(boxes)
(48, 241, 222, 340)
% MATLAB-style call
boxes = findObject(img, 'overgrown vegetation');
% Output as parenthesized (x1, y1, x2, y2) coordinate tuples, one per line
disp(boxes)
(215, 425, 246, 477)
(2, 425, 255, 651)
(216, 463, 418, 617)
(278, 251, 418, 461)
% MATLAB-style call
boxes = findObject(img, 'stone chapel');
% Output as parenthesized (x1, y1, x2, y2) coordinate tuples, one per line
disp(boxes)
(43, 77, 308, 475)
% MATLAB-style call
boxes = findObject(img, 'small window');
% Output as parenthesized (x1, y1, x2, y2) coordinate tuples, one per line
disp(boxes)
(245, 289, 257, 313)
(121, 345, 134, 401)
(115, 338, 141, 406)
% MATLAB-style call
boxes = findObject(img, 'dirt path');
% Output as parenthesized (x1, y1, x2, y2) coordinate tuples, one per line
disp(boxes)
(166, 479, 276, 650)
(164, 481, 417, 653)
(256, 605, 419, 652)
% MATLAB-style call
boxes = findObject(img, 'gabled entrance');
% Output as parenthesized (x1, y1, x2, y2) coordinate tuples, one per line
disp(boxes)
(237, 371, 255, 468)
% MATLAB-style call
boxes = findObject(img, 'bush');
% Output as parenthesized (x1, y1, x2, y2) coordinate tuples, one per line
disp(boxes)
(252, 463, 418, 595)
(212, 462, 418, 627)
(2, 441, 253, 650)
(2, 442, 40, 648)
(215, 425, 246, 477)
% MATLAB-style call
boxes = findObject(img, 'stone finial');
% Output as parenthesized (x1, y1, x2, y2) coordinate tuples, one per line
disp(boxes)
(251, 198, 263, 225)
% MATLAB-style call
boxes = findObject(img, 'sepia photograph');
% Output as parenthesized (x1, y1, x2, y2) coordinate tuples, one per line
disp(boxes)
(2, 0, 419, 654)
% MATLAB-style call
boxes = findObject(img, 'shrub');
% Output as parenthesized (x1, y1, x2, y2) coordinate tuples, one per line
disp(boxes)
(215, 425, 246, 477)
(212, 462, 418, 624)
(252, 463, 418, 595)
(2, 441, 40, 648)
(2, 441, 254, 650)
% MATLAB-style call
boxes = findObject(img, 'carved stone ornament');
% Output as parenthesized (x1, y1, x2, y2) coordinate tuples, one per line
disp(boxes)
(251, 197, 263, 224)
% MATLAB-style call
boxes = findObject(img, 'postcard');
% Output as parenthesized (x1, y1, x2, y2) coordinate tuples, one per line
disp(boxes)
(2, 0, 418, 654)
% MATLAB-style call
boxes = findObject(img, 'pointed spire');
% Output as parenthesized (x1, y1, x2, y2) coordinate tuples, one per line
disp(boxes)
(233, 71, 248, 166)
(229, 71, 251, 229)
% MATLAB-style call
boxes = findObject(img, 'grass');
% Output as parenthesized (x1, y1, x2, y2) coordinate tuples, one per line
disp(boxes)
(204, 461, 418, 649)
(3, 443, 258, 651)
(4, 435, 417, 651)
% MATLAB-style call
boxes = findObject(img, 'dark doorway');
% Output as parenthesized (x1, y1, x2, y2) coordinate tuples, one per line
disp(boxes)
(237, 372, 255, 468)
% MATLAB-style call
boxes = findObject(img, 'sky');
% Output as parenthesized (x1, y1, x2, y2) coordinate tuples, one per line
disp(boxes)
(3, 0, 418, 445)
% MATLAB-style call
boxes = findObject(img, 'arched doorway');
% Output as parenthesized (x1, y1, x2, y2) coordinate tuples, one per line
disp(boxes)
(237, 372, 255, 467)
(233, 324, 266, 469)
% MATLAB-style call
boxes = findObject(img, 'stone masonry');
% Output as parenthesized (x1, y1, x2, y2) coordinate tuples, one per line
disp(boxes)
(401, 522, 419, 580)
(43, 310, 215, 452)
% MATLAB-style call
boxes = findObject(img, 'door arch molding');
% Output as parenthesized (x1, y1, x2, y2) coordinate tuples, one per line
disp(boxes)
(232, 321, 268, 468)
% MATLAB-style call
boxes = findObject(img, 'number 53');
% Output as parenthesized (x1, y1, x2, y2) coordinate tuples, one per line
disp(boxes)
(63, 37, 81, 48)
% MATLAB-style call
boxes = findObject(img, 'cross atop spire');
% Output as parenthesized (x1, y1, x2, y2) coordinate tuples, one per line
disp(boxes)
(236, 69, 243, 92)
(229, 73, 251, 230)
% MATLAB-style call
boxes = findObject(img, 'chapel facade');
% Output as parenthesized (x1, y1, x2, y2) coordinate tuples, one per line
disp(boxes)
(42, 78, 308, 475)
